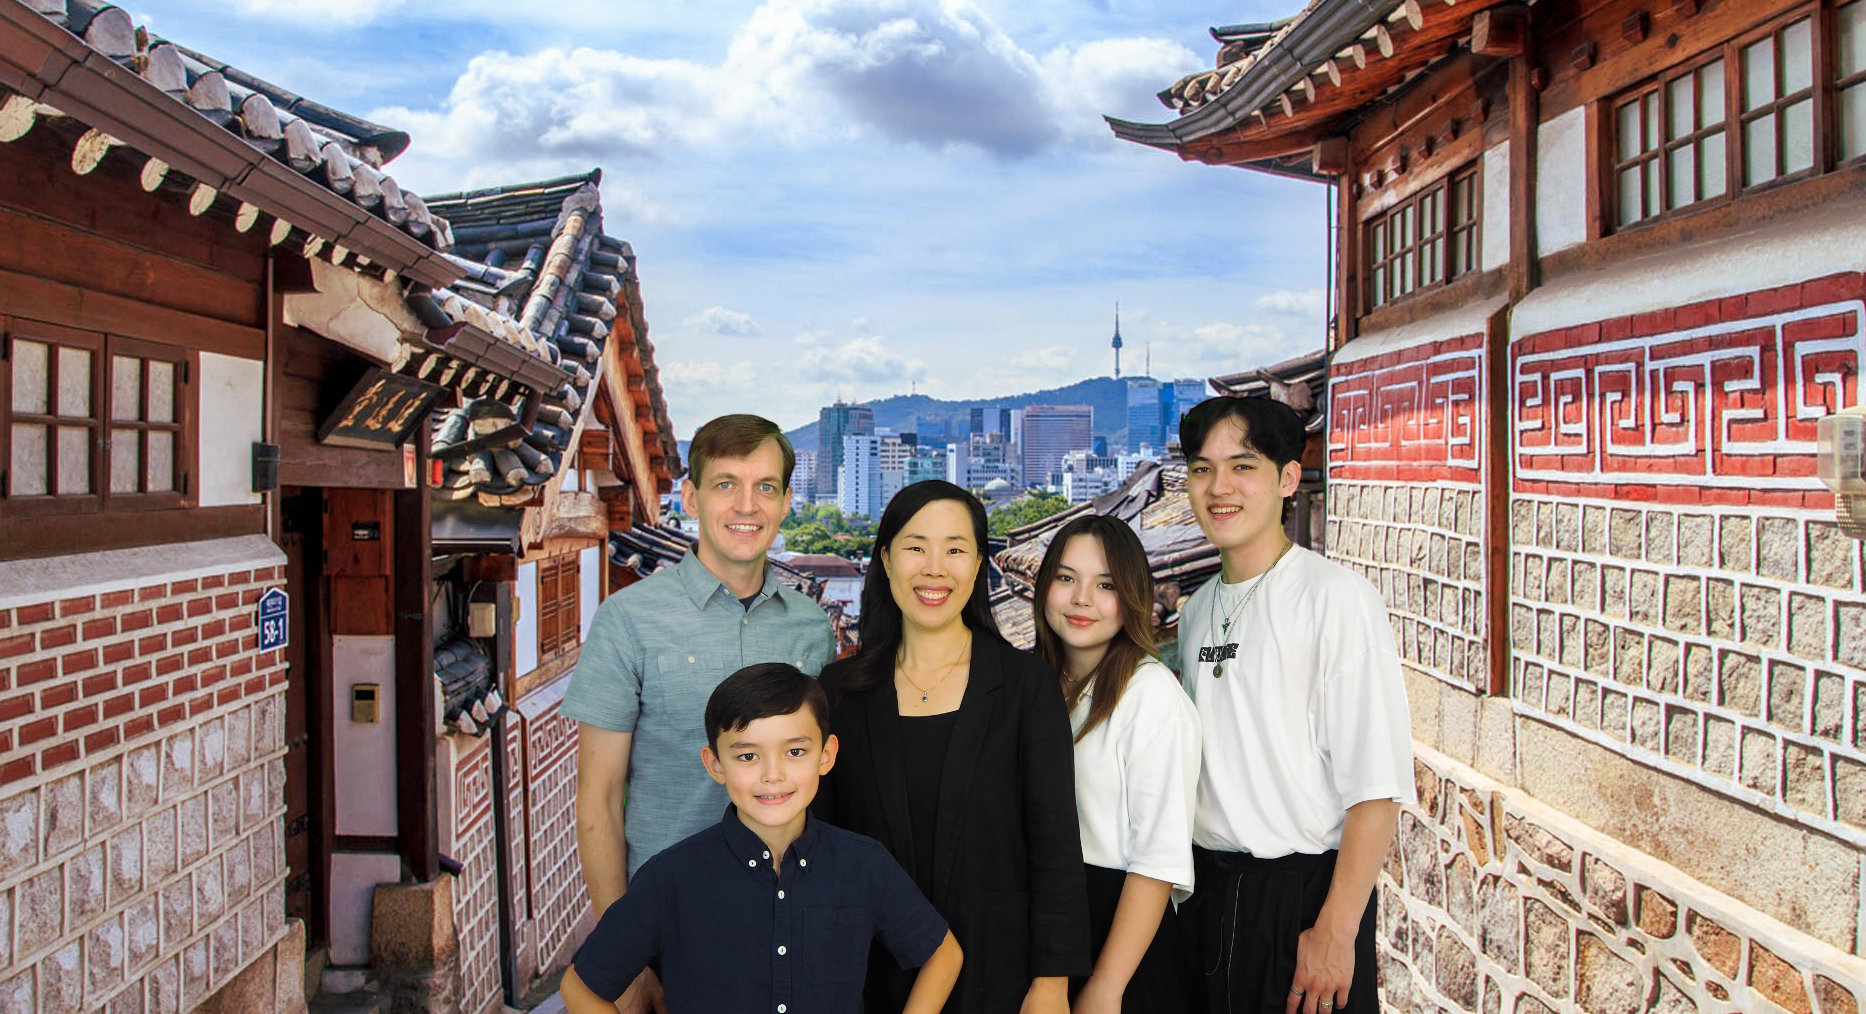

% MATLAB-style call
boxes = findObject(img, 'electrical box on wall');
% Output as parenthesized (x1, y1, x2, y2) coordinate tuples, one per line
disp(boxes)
(351, 683, 380, 723)
(1818, 406, 1866, 539)
(468, 602, 498, 638)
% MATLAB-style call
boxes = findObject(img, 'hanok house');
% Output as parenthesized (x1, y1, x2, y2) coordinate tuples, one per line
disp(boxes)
(416, 169, 678, 1013)
(0, 2, 458, 1012)
(0, 6, 678, 1014)
(1112, 0, 1866, 1010)
(988, 348, 1325, 668)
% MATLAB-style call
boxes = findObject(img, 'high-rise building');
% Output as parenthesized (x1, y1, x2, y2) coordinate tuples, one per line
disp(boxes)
(839, 433, 883, 519)
(791, 450, 818, 506)
(904, 444, 947, 486)
(1166, 378, 1210, 438)
(818, 401, 873, 500)
(948, 431, 1015, 489)
(969, 405, 1011, 441)
(1126, 378, 1164, 453)
(1019, 405, 1093, 490)
(915, 416, 949, 447)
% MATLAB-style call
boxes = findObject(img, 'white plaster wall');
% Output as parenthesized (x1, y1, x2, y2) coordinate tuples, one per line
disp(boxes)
(1333, 295, 1510, 365)
(1535, 107, 1588, 257)
(332, 634, 398, 836)
(0, 534, 282, 609)
(197, 352, 264, 508)
(515, 560, 539, 676)
(1482, 141, 1511, 273)
(328, 852, 403, 966)
(580, 545, 600, 639)
(1513, 192, 1866, 337)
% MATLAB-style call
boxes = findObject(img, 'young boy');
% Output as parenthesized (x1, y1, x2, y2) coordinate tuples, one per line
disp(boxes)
(562, 663, 963, 1014)
(1174, 396, 1414, 1014)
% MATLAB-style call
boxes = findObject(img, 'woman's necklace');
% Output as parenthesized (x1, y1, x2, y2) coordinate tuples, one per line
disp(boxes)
(899, 632, 972, 704)
(1205, 539, 1293, 679)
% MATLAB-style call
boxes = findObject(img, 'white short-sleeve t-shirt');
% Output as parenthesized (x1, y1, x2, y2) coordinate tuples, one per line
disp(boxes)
(1070, 659, 1201, 902)
(1177, 545, 1416, 858)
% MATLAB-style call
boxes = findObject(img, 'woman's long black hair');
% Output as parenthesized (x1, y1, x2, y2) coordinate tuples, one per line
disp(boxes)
(839, 480, 1006, 697)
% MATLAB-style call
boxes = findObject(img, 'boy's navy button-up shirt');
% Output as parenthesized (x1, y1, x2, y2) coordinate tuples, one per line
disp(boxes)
(573, 807, 948, 1014)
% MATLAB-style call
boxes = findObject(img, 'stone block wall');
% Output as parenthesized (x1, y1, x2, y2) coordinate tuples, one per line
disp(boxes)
(1380, 747, 1866, 1014)
(445, 735, 501, 1014)
(1327, 332, 1491, 692)
(1509, 276, 1866, 849)
(0, 542, 291, 1014)
(517, 682, 587, 981)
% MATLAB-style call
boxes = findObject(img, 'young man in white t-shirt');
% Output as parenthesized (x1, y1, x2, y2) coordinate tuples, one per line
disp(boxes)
(1174, 395, 1415, 1014)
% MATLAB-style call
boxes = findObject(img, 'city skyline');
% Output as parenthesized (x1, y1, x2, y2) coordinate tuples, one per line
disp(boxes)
(130, 0, 1330, 440)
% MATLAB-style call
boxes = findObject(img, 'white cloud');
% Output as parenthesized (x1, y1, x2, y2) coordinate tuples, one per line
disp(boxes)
(369, 0, 1201, 172)
(1253, 288, 1327, 317)
(798, 334, 927, 388)
(683, 306, 762, 336)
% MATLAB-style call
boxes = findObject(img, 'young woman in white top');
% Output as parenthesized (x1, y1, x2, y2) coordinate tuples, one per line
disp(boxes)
(1033, 515, 1201, 1014)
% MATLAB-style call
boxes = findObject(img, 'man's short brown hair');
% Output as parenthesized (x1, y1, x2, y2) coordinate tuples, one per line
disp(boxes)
(687, 414, 795, 489)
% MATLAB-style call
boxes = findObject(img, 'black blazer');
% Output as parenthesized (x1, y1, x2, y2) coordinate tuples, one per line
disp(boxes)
(817, 635, 1091, 1013)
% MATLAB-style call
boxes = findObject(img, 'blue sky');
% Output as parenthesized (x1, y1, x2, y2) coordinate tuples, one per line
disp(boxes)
(134, 0, 1328, 438)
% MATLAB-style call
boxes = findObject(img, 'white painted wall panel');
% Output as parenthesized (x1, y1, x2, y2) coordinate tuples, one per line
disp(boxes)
(516, 560, 539, 676)
(332, 635, 398, 837)
(1535, 107, 1588, 257)
(580, 545, 600, 640)
(197, 352, 264, 507)
(1482, 141, 1511, 272)
(328, 852, 403, 966)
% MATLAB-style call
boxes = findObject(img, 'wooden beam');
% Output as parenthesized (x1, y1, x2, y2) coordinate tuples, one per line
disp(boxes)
(393, 424, 439, 884)
(1312, 136, 1351, 175)
(1395, 0, 1425, 31)
(1472, 5, 1527, 57)
(1508, 50, 1539, 301)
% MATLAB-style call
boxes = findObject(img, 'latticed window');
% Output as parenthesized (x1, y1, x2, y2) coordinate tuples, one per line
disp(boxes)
(537, 553, 581, 658)
(3, 323, 188, 516)
(1609, 1, 1866, 229)
(1366, 164, 1480, 309)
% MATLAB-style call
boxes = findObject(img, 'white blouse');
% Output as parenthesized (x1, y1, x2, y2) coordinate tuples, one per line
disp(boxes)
(1070, 658, 1201, 903)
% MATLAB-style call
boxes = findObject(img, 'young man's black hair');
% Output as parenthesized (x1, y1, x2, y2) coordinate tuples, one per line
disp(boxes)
(704, 662, 831, 747)
(1178, 394, 1306, 523)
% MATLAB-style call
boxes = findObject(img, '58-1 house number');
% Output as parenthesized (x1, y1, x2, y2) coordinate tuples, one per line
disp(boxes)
(258, 587, 289, 652)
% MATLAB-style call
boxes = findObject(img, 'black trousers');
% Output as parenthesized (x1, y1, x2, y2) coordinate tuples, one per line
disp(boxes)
(1181, 847, 1379, 1014)
(1067, 864, 1194, 1014)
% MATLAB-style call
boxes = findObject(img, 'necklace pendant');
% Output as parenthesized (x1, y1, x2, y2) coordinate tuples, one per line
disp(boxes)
(921, 694, 929, 703)
(1212, 662, 1223, 679)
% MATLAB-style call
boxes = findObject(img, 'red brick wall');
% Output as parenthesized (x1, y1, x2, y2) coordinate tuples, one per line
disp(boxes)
(0, 563, 290, 1012)
(1327, 333, 1493, 692)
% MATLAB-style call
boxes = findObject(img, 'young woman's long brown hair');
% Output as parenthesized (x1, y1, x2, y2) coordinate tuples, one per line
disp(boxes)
(1032, 514, 1158, 742)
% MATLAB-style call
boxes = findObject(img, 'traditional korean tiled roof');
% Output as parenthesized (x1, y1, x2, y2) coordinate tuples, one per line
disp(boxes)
(420, 170, 680, 507)
(1108, 0, 1514, 178)
(0, 1, 459, 285)
(1208, 348, 1329, 434)
(990, 461, 1218, 650)
(434, 636, 505, 737)
(782, 554, 865, 579)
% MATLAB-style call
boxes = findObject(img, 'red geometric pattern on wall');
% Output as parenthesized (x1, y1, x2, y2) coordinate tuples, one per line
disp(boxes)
(1513, 272, 1864, 507)
(1328, 331, 1485, 482)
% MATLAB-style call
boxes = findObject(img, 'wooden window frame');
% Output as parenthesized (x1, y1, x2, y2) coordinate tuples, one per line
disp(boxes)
(1604, 1, 1865, 231)
(2, 319, 194, 518)
(1835, 0, 1866, 163)
(536, 553, 581, 659)
(1364, 163, 1482, 310)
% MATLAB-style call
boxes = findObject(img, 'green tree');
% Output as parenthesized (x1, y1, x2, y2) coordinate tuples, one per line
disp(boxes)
(988, 492, 1071, 536)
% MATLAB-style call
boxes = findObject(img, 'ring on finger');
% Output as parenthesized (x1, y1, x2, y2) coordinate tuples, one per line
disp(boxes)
(1289, 987, 1305, 996)
(1318, 1003, 1334, 1010)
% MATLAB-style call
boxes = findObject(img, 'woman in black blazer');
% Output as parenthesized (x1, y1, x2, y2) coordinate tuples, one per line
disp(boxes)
(817, 480, 1091, 1014)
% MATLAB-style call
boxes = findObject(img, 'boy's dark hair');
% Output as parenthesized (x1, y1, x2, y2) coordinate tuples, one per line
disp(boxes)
(1178, 395, 1306, 522)
(704, 663, 830, 748)
(688, 414, 795, 490)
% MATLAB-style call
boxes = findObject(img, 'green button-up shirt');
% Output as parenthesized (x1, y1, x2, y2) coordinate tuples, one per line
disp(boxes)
(564, 551, 836, 875)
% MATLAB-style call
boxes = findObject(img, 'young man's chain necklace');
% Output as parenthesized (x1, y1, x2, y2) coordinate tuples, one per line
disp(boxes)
(898, 632, 972, 704)
(1206, 539, 1293, 679)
